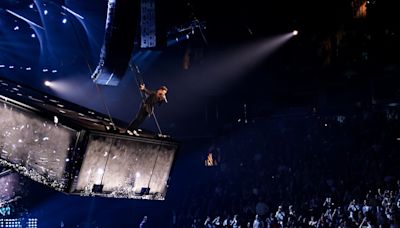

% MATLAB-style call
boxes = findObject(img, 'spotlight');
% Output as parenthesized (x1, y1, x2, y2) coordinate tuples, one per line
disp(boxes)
(44, 81, 52, 87)
(292, 30, 298, 36)
(29, 4, 34, 9)
(31, 33, 36, 38)
(13, 26, 19, 30)
(44, 10, 48, 15)
(62, 18, 67, 24)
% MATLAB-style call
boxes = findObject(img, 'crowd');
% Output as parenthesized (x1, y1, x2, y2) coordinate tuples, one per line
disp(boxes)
(170, 106, 400, 227)
(188, 187, 400, 227)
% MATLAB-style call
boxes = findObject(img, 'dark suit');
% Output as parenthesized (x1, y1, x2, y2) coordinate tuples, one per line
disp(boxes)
(128, 88, 164, 130)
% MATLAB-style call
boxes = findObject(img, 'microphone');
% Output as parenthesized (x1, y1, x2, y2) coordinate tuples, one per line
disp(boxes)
(162, 94, 168, 103)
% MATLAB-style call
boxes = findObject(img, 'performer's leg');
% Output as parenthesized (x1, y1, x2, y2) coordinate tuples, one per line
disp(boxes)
(128, 107, 148, 131)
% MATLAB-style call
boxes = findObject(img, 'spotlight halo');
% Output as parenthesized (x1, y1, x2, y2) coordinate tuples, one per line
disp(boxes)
(44, 81, 52, 87)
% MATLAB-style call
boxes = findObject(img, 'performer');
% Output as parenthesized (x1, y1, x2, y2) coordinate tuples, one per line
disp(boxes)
(127, 83, 168, 135)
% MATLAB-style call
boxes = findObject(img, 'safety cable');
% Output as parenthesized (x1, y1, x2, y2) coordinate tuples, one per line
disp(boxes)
(64, 7, 116, 130)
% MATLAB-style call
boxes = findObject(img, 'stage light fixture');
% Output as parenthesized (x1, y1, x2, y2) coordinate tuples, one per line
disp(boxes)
(92, 184, 103, 193)
(44, 10, 48, 15)
(62, 18, 67, 24)
(140, 187, 150, 195)
(292, 30, 298, 36)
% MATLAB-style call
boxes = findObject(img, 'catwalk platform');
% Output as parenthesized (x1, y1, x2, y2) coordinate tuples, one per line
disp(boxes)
(0, 77, 179, 200)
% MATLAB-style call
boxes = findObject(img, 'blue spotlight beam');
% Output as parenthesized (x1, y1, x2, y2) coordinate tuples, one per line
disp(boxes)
(5, 10, 45, 30)
(61, 5, 84, 20)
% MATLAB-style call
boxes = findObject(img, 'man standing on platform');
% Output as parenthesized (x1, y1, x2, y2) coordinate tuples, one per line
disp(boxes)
(127, 83, 168, 136)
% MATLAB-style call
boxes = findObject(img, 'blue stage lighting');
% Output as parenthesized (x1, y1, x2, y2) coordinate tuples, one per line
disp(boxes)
(62, 18, 67, 24)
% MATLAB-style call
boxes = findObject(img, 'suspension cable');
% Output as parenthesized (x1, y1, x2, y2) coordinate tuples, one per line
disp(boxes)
(65, 8, 116, 130)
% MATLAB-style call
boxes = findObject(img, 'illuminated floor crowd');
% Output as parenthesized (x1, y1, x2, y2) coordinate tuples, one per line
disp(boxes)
(171, 107, 400, 227)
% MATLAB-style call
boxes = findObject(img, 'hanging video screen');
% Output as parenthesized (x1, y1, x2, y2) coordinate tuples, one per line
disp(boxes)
(0, 99, 78, 191)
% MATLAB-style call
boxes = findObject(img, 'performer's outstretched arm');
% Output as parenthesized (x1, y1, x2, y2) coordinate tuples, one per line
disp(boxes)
(140, 84, 153, 96)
